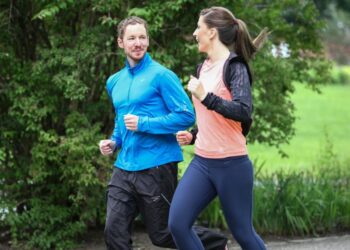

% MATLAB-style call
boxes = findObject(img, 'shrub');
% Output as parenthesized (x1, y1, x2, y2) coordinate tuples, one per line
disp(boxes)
(330, 65, 350, 85)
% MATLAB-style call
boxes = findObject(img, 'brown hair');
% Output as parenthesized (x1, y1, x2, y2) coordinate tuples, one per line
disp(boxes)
(200, 6, 268, 62)
(117, 16, 148, 39)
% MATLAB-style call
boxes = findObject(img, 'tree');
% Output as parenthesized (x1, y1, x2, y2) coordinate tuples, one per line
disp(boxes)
(314, 0, 350, 64)
(314, 0, 350, 16)
(0, 0, 330, 248)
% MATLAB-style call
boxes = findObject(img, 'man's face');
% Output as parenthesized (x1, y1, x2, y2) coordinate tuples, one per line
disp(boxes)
(118, 23, 149, 66)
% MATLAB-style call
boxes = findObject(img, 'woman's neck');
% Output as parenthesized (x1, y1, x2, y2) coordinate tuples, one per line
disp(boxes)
(207, 42, 230, 63)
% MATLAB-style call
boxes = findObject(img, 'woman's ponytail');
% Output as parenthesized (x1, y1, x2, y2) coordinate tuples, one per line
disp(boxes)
(235, 19, 269, 62)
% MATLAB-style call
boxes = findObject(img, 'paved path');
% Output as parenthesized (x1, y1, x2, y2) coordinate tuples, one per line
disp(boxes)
(263, 234, 350, 250)
(2, 230, 350, 249)
(74, 230, 350, 250)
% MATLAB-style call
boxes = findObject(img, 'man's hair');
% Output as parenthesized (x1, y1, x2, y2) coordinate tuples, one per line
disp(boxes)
(117, 16, 148, 39)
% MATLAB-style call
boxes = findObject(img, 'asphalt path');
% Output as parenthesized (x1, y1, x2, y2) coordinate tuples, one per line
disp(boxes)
(1, 229, 349, 249)
(74, 230, 350, 250)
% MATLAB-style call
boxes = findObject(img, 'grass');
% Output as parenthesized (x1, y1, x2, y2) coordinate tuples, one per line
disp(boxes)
(180, 83, 350, 174)
(248, 83, 350, 173)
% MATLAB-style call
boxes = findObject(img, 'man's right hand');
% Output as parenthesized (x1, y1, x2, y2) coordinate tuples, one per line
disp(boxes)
(99, 139, 116, 156)
(176, 131, 193, 146)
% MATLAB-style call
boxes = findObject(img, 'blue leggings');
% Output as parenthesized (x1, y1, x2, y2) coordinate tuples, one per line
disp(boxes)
(169, 155, 266, 250)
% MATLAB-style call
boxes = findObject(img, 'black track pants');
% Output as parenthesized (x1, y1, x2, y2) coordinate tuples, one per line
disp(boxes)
(104, 162, 228, 250)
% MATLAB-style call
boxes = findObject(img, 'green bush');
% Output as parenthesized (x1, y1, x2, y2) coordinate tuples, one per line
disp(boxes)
(253, 163, 350, 236)
(7, 200, 86, 250)
(1, 113, 112, 249)
(330, 65, 350, 85)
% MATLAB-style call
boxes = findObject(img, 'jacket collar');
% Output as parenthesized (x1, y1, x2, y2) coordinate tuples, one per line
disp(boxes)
(126, 52, 152, 75)
(227, 51, 239, 61)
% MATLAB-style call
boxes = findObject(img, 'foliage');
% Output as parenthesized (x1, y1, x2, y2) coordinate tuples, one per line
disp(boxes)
(330, 65, 350, 84)
(0, 0, 332, 248)
(253, 164, 350, 236)
(314, 1, 350, 64)
(7, 200, 85, 250)
(314, 0, 350, 17)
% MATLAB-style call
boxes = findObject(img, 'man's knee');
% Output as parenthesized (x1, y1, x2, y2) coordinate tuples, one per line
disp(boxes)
(104, 219, 133, 250)
(104, 218, 117, 246)
(104, 219, 113, 239)
(104, 212, 131, 243)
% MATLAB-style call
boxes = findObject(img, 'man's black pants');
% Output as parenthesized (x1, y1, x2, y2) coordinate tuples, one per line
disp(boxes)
(104, 162, 228, 250)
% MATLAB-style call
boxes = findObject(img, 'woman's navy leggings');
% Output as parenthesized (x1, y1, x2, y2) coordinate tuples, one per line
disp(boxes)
(169, 154, 266, 250)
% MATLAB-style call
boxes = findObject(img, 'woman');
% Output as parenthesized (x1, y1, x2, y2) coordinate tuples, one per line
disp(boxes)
(168, 6, 268, 250)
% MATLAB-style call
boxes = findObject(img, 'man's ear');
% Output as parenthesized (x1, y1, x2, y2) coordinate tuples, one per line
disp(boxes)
(117, 37, 124, 49)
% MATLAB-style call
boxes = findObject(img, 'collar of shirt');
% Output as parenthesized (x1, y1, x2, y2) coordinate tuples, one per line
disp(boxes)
(125, 52, 152, 75)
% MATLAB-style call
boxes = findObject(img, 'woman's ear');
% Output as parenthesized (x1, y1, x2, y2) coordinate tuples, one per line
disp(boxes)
(209, 28, 217, 40)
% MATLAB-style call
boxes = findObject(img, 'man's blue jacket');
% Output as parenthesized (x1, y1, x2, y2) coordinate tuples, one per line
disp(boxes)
(106, 53, 195, 171)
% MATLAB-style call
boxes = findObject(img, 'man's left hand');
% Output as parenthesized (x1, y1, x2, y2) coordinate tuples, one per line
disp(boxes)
(124, 114, 139, 131)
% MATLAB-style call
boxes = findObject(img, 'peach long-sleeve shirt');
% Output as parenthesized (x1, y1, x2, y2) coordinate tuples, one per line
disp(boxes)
(193, 59, 248, 158)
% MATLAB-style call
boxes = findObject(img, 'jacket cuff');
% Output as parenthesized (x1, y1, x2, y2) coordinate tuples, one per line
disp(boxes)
(138, 116, 149, 132)
(189, 128, 198, 145)
(201, 92, 216, 109)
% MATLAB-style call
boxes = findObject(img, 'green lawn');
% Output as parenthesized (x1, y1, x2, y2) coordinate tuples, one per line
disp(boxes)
(248, 83, 350, 172)
(180, 83, 350, 173)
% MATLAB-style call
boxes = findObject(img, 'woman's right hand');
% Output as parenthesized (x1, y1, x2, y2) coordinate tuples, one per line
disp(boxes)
(176, 131, 193, 146)
(99, 139, 116, 156)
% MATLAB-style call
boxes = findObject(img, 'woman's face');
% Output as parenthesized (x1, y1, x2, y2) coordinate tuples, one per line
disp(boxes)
(193, 16, 212, 53)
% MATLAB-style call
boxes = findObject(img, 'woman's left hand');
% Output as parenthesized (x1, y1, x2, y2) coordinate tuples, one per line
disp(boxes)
(187, 75, 207, 101)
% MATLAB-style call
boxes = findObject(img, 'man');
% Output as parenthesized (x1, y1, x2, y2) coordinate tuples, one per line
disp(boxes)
(99, 16, 228, 250)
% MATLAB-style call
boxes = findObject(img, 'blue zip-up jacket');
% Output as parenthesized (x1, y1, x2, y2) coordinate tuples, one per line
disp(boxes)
(106, 53, 195, 171)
